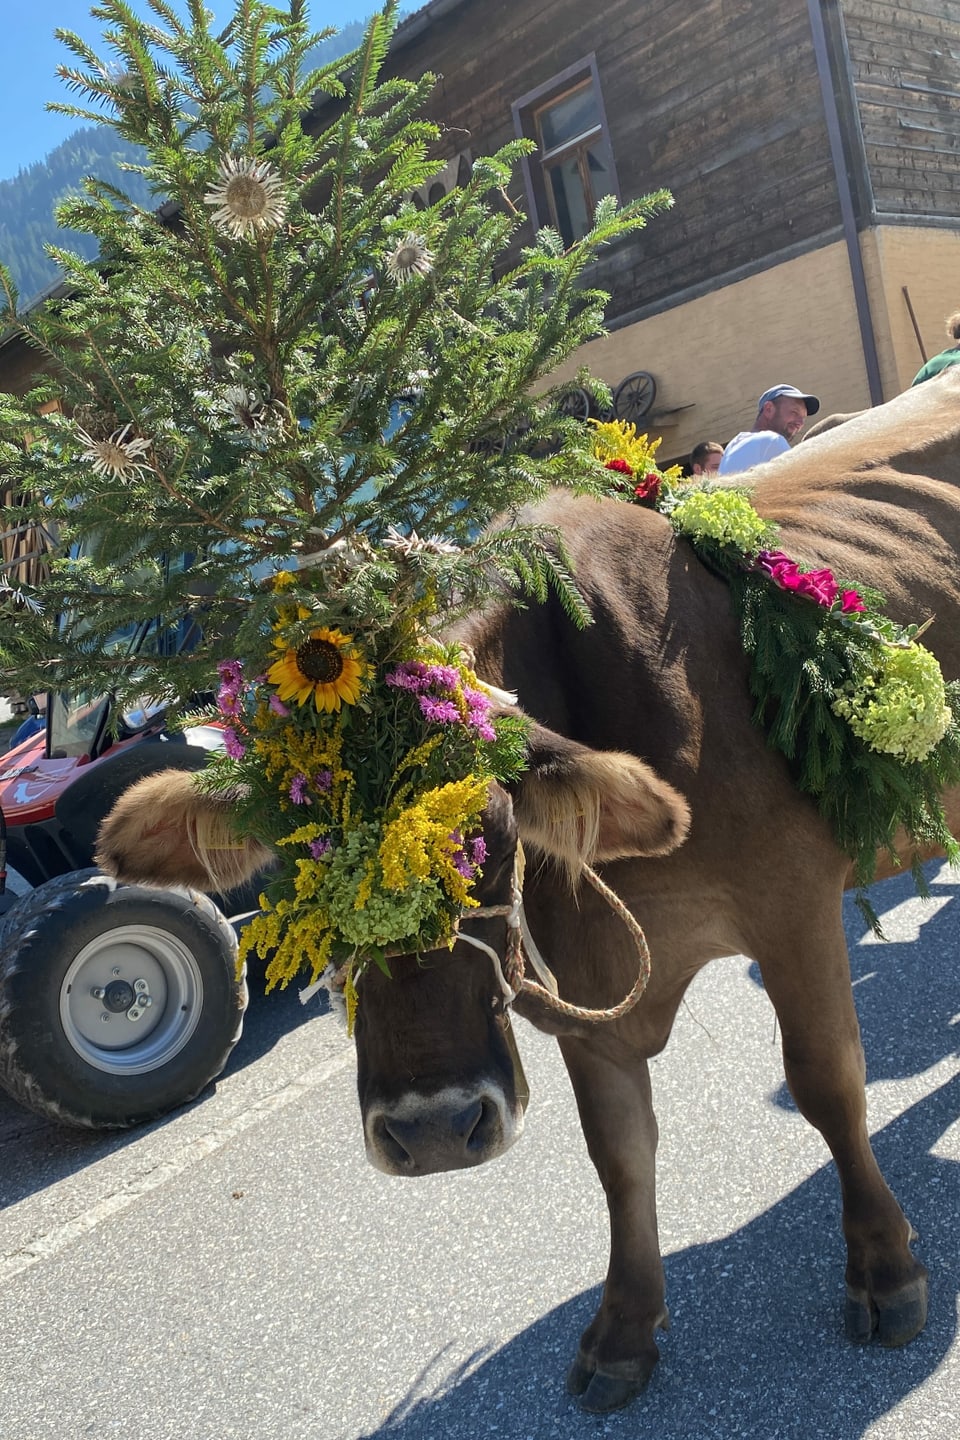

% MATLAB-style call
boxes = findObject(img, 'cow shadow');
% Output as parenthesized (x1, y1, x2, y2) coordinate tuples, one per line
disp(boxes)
(354, 1074, 960, 1440)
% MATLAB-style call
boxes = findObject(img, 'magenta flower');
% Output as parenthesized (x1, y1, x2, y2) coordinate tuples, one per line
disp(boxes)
(268, 693, 290, 717)
(222, 726, 246, 759)
(757, 550, 840, 607)
(419, 696, 460, 724)
(309, 837, 332, 859)
(289, 773, 309, 804)
(217, 688, 241, 716)
(841, 589, 865, 613)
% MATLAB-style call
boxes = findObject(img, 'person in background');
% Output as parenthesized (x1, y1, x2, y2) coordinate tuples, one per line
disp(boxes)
(6, 695, 45, 752)
(689, 440, 724, 475)
(718, 383, 820, 475)
(911, 311, 960, 386)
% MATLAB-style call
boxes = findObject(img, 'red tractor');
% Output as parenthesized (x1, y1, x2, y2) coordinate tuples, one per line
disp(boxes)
(0, 685, 250, 1130)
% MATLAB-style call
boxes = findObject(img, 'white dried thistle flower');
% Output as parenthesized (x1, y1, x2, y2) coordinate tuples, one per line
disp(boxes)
(385, 232, 434, 285)
(204, 154, 287, 240)
(76, 423, 152, 480)
(216, 384, 266, 430)
(384, 526, 460, 558)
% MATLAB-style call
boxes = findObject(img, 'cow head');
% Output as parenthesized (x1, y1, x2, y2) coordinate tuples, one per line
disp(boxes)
(95, 723, 689, 1176)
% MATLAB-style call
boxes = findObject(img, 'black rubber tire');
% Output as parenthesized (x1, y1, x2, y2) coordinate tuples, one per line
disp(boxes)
(0, 870, 100, 951)
(0, 874, 247, 1130)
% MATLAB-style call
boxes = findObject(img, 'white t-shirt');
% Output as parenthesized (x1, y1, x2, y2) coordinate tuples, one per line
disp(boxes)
(717, 430, 790, 475)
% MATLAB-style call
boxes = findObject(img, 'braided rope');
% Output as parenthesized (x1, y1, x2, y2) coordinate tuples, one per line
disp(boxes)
(468, 859, 652, 1026)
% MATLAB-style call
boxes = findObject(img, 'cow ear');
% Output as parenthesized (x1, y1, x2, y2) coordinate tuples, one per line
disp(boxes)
(95, 769, 274, 892)
(510, 723, 689, 880)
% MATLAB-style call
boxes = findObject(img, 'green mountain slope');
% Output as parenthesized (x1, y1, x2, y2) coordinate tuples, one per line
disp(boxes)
(0, 18, 372, 310)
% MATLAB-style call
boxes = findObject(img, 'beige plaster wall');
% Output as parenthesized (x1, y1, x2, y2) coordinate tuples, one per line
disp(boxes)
(552, 240, 876, 463)
(860, 226, 960, 394)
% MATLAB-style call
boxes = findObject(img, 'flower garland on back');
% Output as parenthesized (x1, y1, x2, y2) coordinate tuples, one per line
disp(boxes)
(592, 420, 960, 925)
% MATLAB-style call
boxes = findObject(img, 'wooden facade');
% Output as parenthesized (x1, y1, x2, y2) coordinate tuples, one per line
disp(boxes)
(340, 0, 960, 454)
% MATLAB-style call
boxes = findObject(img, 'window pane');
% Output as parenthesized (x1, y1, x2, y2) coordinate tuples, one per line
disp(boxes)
(539, 85, 600, 152)
(586, 142, 615, 201)
(547, 155, 590, 247)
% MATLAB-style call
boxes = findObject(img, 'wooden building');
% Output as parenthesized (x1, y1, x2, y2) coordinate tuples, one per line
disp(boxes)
(340, 0, 960, 459)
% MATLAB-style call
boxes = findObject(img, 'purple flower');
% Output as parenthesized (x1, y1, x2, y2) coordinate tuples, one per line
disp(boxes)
(217, 687, 241, 717)
(425, 664, 460, 690)
(217, 659, 244, 687)
(309, 837, 332, 859)
(419, 696, 460, 724)
(222, 726, 246, 759)
(268, 693, 289, 716)
(289, 773, 309, 804)
(462, 687, 489, 713)
(467, 710, 496, 741)
(385, 661, 430, 693)
(315, 769, 333, 792)
(449, 831, 474, 878)
(468, 835, 487, 867)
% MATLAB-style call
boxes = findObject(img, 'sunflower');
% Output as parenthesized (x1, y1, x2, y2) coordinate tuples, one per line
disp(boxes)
(267, 624, 365, 712)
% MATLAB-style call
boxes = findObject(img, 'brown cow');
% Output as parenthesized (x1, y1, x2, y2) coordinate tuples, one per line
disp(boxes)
(96, 370, 960, 1414)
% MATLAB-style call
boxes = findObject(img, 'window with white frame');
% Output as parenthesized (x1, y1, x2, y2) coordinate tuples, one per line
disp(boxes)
(513, 59, 618, 248)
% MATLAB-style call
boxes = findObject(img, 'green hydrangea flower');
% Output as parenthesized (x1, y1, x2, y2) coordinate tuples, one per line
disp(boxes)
(831, 642, 951, 762)
(671, 489, 769, 553)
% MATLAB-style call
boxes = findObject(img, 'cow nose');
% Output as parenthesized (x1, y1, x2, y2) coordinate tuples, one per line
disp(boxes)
(367, 1090, 516, 1175)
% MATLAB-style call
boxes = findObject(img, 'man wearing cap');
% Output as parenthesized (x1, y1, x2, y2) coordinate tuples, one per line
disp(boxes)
(717, 383, 820, 475)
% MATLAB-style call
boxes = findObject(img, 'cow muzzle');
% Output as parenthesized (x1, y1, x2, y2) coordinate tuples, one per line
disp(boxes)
(364, 1081, 524, 1175)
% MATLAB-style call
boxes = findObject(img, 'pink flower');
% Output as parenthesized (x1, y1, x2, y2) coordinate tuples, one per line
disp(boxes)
(222, 726, 246, 759)
(841, 589, 865, 613)
(217, 659, 243, 687)
(419, 696, 460, 724)
(268, 693, 289, 716)
(757, 550, 838, 607)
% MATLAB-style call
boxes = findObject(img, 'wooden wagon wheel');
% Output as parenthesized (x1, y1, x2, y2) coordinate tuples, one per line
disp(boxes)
(556, 386, 591, 422)
(613, 371, 657, 425)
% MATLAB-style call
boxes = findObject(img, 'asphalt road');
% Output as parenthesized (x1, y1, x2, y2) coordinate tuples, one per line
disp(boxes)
(1, 863, 960, 1440)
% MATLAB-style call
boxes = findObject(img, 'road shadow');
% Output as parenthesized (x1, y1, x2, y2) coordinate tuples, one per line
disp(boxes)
(355, 1073, 960, 1440)
(0, 964, 331, 1206)
(750, 862, 960, 1110)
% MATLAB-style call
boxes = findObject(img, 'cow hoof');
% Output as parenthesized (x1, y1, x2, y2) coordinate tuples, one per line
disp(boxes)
(566, 1350, 657, 1413)
(844, 1271, 928, 1348)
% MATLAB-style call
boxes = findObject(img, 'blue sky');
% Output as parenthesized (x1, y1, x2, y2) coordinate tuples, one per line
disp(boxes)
(0, 1, 382, 182)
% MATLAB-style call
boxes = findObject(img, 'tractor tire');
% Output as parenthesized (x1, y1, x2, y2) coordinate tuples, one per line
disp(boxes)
(0, 873, 247, 1130)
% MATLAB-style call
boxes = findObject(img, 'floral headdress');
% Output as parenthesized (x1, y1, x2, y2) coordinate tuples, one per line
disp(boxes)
(203, 550, 529, 1027)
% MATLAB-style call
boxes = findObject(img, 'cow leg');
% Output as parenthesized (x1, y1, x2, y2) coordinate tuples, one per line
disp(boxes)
(756, 922, 928, 1347)
(557, 1035, 667, 1413)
